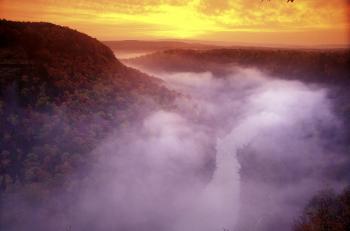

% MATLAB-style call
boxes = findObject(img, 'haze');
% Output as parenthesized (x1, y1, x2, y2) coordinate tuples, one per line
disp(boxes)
(12, 66, 344, 231)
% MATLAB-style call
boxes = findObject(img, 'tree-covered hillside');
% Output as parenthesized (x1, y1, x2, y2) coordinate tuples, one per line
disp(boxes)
(0, 20, 176, 201)
(294, 187, 350, 231)
(126, 48, 350, 83)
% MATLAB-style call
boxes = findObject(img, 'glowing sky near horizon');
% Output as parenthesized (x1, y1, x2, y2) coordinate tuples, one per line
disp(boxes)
(1, 0, 349, 46)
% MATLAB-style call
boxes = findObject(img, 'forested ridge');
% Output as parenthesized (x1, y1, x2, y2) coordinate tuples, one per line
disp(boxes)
(126, 48, 350, 83)
(0, 19, 177, 218)
(103, 40, 218, 53)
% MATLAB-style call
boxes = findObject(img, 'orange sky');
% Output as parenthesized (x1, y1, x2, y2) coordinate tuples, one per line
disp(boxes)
(1, 0, 349, 46)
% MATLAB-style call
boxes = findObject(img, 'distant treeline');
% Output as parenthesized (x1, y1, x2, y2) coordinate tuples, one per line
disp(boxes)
(127, 48, 350, 84)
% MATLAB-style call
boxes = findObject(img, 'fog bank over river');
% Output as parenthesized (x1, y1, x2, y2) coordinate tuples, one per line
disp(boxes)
(78, 65, 344, 231)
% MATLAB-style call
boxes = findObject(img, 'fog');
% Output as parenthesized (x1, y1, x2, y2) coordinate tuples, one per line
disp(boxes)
(57, 66, 345, 231)
(4, 67, 347, 231)
(113, 51, 153, 59)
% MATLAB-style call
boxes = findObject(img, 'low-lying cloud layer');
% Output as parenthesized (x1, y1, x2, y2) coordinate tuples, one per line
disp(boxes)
(4, 66, 348, 231)
(59, 66, 345, 231)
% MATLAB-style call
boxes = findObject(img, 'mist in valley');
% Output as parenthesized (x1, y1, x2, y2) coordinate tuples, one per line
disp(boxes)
(1, 1, 349, 229)
(32, 65, 346, 231)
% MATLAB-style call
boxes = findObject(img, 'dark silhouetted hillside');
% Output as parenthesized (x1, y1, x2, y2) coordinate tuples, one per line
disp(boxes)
(0, 20, 177, 200)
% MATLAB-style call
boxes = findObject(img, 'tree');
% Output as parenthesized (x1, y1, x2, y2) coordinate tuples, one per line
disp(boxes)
(294, 187, 350, 231)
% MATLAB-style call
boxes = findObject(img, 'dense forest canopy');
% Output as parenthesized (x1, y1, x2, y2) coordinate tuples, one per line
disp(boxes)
(0, 20, 177, 220)
(294, 187, 350, 231)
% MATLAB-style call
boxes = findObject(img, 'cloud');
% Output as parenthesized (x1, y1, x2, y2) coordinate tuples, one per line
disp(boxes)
(3, 64, 349, 231)
(142, 68, 346, 231)
(2, 0, 349, 44)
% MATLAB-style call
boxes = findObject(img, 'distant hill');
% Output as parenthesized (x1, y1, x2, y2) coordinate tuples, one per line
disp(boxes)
(126, 48, 350, 83)
(0, 20, 177, 196)
(104, 40, 219, 58)
(104, 40, 349, 52)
